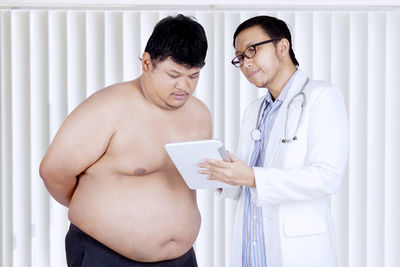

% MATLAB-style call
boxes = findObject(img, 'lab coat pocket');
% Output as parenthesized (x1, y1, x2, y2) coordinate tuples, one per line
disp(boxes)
(283, 214, 326, 237)
(281, 215, 333, 267)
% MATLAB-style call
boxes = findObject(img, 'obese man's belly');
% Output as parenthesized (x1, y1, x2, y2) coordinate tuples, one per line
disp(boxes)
(68, 170, 201, 262)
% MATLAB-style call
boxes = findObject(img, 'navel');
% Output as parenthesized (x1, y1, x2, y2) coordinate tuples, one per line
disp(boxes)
(133, 168, 147, 176)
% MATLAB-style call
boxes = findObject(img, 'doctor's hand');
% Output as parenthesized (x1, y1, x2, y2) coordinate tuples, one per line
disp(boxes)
(197, 152, 256, 187)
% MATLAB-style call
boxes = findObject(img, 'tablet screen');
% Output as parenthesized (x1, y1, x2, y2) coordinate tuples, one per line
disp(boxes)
(165, 139, 234, 189)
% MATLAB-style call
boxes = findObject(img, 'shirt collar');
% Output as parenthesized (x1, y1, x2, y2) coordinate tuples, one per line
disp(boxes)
(265, 69, 299, 104)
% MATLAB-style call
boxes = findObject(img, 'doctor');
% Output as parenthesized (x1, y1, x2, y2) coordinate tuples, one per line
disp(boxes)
(198, 16, 348, 267)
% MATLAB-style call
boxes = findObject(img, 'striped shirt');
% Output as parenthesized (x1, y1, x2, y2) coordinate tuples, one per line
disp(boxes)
(242, 72, 296, 267)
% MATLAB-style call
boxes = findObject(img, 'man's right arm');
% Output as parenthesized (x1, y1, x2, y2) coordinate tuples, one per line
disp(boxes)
(39, 89, 117, 207)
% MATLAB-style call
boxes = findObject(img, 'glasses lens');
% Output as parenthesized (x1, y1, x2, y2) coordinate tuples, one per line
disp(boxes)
(232, 56, 243, 68)
(244, 46, 257, 59)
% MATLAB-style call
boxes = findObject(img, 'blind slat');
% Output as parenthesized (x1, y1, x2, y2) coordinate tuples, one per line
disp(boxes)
(348, 13, 368, 267)
(1, 10, 13, 267)
(384, 12, 400, 267)
(366, 13, 386, 267)
(30, 10, 50, 267)
(11, 10, 32, 267)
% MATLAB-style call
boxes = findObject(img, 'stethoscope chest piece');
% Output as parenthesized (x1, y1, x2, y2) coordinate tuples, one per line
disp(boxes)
(251, 129, 262, 141)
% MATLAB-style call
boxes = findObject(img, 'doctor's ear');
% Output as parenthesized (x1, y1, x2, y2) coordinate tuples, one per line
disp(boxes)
(277, 38, 290, 57)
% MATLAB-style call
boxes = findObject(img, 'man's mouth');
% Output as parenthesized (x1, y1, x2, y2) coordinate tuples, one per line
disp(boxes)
(248, 70, 259, 78)
(172, 92, 188, 100)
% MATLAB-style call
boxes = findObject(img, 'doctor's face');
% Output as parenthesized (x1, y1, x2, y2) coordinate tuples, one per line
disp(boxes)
(234, 25, 283, 89)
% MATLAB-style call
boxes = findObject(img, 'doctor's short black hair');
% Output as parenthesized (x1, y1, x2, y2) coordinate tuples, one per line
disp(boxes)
(144, 14, 208, 68)
(233, 15, 299, 67)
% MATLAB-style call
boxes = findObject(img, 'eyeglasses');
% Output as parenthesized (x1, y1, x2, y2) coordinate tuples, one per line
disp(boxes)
(231, 39, 280, 68)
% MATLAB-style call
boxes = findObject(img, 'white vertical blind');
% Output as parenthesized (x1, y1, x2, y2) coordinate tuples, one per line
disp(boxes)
(331, 12, 350, 267)
(385, 13, 400, 267)
(348, 12, 368, 267)
(1, 8, 400, 267)
(1, 10, 12, 267)
(367, 12, 386, 267)
(86, 11, 104, 96)
(122, 12, 141, 81)
(11, 10, 31, 267)
(67, 11, 86, 112)
(105, 12, 123, 86)
(30, 10, 50, 267)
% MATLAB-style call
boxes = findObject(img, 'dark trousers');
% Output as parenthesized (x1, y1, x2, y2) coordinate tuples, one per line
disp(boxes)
(65, 224, 198, 267)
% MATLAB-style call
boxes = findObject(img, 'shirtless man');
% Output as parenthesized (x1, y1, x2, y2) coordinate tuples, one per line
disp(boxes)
(39, 14, 210, 267)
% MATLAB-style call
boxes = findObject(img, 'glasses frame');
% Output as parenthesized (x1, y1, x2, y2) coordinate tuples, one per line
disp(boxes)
(231, 39, 280, 68)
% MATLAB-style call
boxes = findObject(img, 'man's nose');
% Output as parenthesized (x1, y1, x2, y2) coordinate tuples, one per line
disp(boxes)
(176, 77, 188, 90)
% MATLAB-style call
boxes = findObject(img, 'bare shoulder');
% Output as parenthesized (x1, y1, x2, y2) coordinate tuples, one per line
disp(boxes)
(78, 80, 140, 115)
(186, 96, 212, 138)
(87, 80, 139, 106)
(59, 80, 141, 138)
(189, 95, 210, 111)
(188, 96, 212, 121)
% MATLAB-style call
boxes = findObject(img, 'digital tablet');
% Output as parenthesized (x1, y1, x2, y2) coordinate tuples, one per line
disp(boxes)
(164, 139, 234, 189)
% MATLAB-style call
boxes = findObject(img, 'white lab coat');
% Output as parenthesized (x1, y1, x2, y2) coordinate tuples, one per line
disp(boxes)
(220, 69, 348, 267)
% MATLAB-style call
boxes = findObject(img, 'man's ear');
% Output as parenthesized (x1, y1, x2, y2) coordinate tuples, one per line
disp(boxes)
(141, 52, 153, 73)
(278, 38, 290, 57)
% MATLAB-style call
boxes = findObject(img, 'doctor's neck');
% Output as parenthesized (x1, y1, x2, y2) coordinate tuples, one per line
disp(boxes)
(267, 64, 297, 101)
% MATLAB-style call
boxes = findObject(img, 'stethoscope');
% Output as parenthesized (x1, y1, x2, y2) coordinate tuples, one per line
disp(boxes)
(250, 78, 310, 143)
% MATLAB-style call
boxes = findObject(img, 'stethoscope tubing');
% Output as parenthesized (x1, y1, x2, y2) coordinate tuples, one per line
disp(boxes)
(251, 78, 310, 143)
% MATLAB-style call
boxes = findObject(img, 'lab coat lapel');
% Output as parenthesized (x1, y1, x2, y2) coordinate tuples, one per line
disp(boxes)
(263, 70, 309, 165)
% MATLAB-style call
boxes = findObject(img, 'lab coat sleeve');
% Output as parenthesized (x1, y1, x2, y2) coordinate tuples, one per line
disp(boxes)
(252, 86, 348, 204)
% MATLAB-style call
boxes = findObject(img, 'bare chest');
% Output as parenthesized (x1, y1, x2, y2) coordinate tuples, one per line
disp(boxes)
(100, 115, 205, 177)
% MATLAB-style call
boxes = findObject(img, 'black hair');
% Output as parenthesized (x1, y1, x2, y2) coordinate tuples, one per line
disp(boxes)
(233, 16, 299, 67)
(144, 14, 208, 68)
